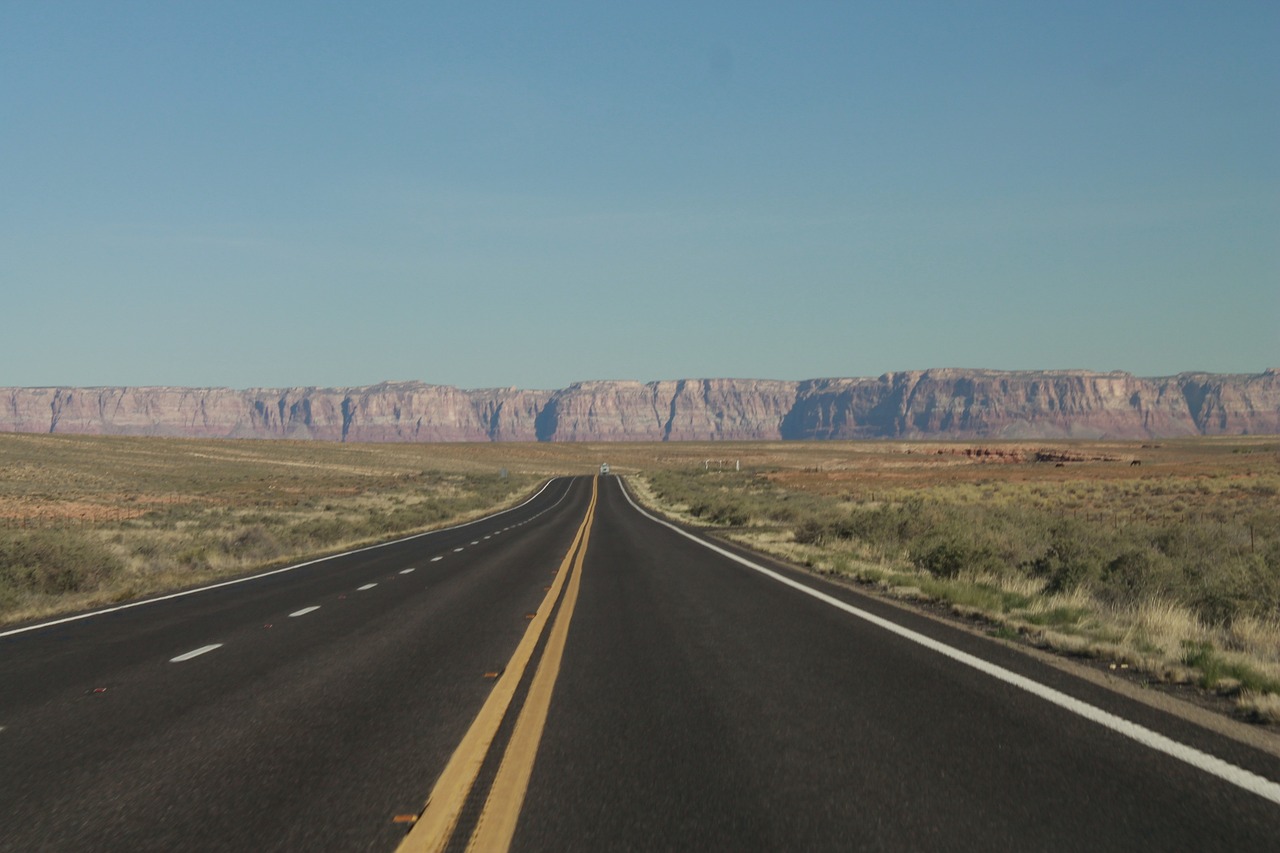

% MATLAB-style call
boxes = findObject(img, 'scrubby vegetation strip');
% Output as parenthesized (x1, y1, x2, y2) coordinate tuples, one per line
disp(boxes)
(632, 451, 1280, 724)
(0, 435, 538, 626)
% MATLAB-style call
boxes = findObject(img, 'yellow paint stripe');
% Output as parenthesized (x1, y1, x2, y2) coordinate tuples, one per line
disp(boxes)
(466, 479, 595, 851)
(397, 478, 597, 853)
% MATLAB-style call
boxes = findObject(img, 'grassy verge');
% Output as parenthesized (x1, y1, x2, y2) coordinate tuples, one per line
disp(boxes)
(0, 434, 542, 626)
(629, 439, 1280, 724)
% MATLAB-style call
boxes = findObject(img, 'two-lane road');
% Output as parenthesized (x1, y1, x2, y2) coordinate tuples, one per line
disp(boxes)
(3, 475, 1279, 851)
(0, 478, 587, 851)
(512, 478, 1280, 850)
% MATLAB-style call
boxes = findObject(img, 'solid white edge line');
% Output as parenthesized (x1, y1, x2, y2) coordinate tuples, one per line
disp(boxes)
(1, 478, 568, 639)
(170, 643, 223, 662)
(616, 477, 1280, 807)
(289, 606, 321, 618)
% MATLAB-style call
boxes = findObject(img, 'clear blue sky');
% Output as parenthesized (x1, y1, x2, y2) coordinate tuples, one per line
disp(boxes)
(2, 1, 1276, 389)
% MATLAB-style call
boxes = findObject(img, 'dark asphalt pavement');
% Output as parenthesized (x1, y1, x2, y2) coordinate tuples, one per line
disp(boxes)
(516, 479, 1280, 851)
(0, 479, 585, 852)
(2, 475, 1279, 851)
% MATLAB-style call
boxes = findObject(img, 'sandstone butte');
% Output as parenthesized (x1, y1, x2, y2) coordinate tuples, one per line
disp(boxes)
(1, 369, 1278, 442)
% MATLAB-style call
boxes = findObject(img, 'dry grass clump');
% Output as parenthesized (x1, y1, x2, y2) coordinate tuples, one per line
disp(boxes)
(1238, 691, 1280, 724)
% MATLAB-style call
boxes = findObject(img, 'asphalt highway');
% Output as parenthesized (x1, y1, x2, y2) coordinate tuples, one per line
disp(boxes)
(2, 475, 1279, 851)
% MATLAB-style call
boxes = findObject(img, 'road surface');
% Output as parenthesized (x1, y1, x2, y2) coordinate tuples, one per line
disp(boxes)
(2, 475, 1278, 851)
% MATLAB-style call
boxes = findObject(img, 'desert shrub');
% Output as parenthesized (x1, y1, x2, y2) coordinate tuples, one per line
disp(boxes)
(1028, 521, 1105, 593)
(1151, 521, 1228, 563)
(794, 501, 924, 549)
(911, 535, 1000, 579)
(1097, 548, 1178, 607)
(687, 498, 748, 526)
(1181, 553, 1280, 627)
(793, 516, 843, 545)
(221, 525, 281, 560)
(287, 516, 348, 548)
(911, 539, 972, 578)
(0, 530, 123, 596)
(761, 502, 797, 524)
(708, 504, 749, 526)
(175, 540, 213, 570)
(651, 470, 767, 527)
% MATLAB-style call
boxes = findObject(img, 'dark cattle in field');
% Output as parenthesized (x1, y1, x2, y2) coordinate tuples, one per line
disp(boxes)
(1131, 460, 1141, 467)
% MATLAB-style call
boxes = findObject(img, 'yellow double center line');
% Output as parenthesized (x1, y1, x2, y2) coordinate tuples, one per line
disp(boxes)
(398, 476, 597, 853)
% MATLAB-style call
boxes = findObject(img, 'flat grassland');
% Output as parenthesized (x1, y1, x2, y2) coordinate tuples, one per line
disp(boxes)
(3, 433, 1277, 723)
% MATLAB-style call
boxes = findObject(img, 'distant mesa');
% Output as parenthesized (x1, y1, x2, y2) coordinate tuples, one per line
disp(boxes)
(2, 369, 1277, 442)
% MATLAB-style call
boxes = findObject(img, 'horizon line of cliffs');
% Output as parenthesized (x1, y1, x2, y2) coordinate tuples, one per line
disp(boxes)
(2, 369, 1278, 442)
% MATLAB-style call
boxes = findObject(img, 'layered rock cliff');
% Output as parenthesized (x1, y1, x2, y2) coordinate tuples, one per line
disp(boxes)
(3, 370, 1277, 442)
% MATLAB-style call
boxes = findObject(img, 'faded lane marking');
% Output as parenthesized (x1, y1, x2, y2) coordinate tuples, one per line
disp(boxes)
(170, 644, 223, 663)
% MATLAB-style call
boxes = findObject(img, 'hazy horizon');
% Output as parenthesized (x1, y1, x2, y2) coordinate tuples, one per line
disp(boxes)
(3, 365, 1278, 394)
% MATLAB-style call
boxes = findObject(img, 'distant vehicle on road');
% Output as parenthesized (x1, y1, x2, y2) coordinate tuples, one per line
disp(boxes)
(599, 463, 610, 475)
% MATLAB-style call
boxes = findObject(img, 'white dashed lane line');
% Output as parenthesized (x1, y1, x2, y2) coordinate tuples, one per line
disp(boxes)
(453, 548, 464, 553)
(470, 541, 479, 545)
(431, 556, 444, 562)
(170, 644, 223, 663)
(290, 606, 321, 618)
(357, 583, 377, 591)
(400, 568, 416, 574)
